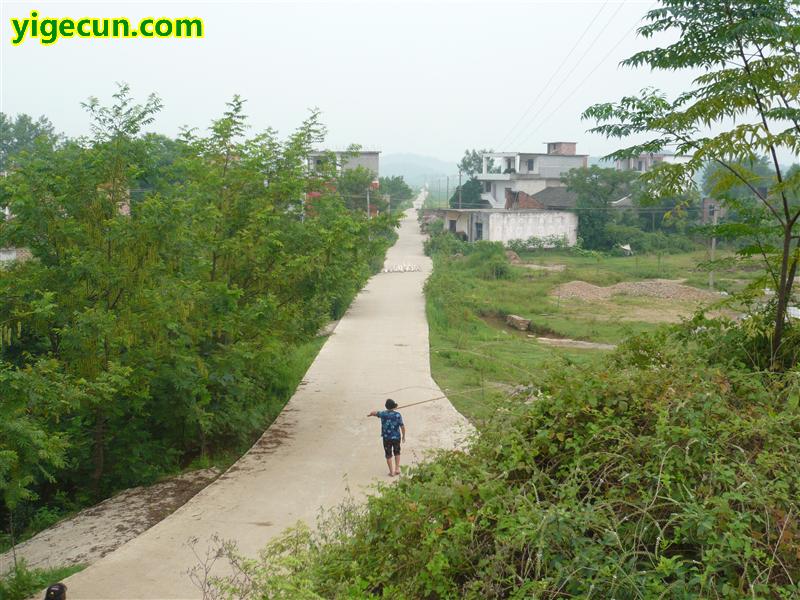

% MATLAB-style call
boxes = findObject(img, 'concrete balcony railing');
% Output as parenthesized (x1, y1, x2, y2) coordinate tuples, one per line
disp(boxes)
(476, 173, 512, 181)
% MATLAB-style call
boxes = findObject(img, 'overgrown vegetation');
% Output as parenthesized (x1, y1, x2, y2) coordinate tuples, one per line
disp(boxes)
(0, 560, 84, 600)
(203, 200, 799, 597)
(199, 313, 800, 599)
(0, 89, 398, 546)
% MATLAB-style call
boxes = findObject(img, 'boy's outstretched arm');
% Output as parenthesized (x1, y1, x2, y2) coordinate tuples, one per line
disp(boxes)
(367, 410, 378, 417)
(401, 425, 406, 442)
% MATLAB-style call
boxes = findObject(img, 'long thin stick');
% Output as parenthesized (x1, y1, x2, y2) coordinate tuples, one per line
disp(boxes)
(396, 394, 449, 410)
(396, 382, 508, 410)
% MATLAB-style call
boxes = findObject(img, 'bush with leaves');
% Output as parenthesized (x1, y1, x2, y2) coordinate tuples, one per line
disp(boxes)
(202, 323, 800, 599)
(0, 87, 398, 536)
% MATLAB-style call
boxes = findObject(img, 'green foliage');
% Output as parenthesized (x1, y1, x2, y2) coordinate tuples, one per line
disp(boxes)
(449, 178, 483, 209)
(465, 242, 513, 280)
(457, 149, 497, 178)
(583, 0, 800, 366)
(0, 560, 84, 600)
(0, 87, 397, 534)
(0, 113, 57, 171)
(563, 166, 637, 250)
(338, 166, 380, 212)
(506, 235, 570, 252)
(604, 223, 700, 254)
(205, 326, 800, 598)
(378, 175, 414, 211)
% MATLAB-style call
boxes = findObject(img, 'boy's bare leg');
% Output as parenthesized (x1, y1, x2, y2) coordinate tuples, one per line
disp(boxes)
(385, 457, 394, 476)
(394, 455, 401, 475)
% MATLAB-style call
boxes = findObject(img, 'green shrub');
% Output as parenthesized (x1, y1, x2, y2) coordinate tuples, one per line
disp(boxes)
(0, 560, 84, 600)
(424, 231, 469, 257)
(203, 328, 800, 599)
(605, 223, 700, 254)
(506, 235, 569, 252)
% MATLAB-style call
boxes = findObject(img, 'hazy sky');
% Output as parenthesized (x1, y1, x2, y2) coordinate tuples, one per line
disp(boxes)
(2, 1, 709, 163)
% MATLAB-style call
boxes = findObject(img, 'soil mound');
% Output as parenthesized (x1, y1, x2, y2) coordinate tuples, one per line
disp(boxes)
(552, 279, 717, 302)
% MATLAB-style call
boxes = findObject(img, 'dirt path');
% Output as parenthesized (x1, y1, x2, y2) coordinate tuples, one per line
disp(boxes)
(0, 469, 220, 574)
(58, 193, 471, 599)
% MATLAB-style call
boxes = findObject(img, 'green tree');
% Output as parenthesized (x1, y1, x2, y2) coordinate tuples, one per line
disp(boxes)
(563, 166, 636, 249)
(449, 178, 483, 209)
(0, 86, 399, 531)
(378, 175, 414, 211)
(457, 149, 499, 178)
(0, 113, 57, 171)
(584, 0, 800, 368)
(338, 166, 381, 212)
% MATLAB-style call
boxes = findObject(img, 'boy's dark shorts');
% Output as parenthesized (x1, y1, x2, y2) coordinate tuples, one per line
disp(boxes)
(383, 438, 401, 458)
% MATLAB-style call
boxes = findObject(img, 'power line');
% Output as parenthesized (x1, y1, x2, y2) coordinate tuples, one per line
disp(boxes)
(517, 3, 657, 149)
(495, 0, 611, 150)
(504, 0, 629, 151)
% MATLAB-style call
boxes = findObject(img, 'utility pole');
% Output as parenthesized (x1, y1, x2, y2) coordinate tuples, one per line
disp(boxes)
(458, 169, 463, 209)
(709, 203, 718, 290)
(446, 176, 449, 207)
(366, 187, 370, 218)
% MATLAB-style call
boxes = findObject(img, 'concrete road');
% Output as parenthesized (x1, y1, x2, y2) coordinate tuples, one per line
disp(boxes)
(62, 194, 471, 599)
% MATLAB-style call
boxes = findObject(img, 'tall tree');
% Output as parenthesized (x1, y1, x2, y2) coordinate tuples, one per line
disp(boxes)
(378, 175, 414, 211)
(563, 166, 637, 249)
(0, 113, 57, 171)
(457, 149, 498, 178)
(0, 87, 399, 521)
(584, 0, 800, 368)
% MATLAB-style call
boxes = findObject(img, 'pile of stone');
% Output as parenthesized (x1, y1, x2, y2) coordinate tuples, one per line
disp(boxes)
(506, 314, 531, 331)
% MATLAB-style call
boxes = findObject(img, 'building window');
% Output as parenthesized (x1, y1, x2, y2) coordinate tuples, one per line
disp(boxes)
(484, 181, 491, 193)
(527, 159, 534, 171)
(637, 160, 644, 171)
(449, 220, 457, 233)
(475, 222, 483, 241)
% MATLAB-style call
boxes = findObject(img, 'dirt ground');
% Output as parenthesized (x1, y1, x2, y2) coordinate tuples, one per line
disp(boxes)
(0, 468, 220, 574)
(504, 251, 566, 272)
(552, 279, 719, 303)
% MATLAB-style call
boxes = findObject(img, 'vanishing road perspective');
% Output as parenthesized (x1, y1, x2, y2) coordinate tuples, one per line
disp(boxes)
(61, 192, 471, 599)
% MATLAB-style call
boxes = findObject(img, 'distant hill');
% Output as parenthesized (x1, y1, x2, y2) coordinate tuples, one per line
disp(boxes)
(381, 153, 457, 188)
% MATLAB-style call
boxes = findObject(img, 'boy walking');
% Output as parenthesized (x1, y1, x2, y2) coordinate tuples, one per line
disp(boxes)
(367, 399, 406, 476)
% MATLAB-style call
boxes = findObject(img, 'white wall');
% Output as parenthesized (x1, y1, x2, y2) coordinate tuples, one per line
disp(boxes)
(488, 211, 578, 246)
(511, 179, 549, 196)
(537, 154, 585, 178)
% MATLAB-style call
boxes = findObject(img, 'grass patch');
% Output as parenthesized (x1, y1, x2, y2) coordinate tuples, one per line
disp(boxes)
(425, 243, 758, 422)
(0, 561, 84, 600)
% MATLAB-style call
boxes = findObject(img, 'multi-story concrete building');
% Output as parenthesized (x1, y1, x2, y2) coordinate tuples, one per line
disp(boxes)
(477, 142, 587, 209)
(615, 152, 691, 173)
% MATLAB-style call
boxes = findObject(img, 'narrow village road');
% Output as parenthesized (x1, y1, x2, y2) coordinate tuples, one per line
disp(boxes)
(62, 192, 471, 599)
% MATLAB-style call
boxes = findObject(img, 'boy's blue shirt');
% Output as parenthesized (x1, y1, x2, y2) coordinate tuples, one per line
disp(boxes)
(377, 410, 404, 440)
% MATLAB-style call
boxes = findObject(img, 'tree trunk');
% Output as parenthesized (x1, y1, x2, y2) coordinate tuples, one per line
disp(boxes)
(91, 408, 106, 498)
(771, 224, 793, 368)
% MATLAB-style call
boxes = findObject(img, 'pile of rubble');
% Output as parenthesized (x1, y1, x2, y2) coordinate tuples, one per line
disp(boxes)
(552, 279, 718, 302)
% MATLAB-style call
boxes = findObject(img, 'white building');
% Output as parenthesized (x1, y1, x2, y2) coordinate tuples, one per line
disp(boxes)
(615, 152, 691, 173)
(477, 142, 587, 209)
(443, 208, 578, 246)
